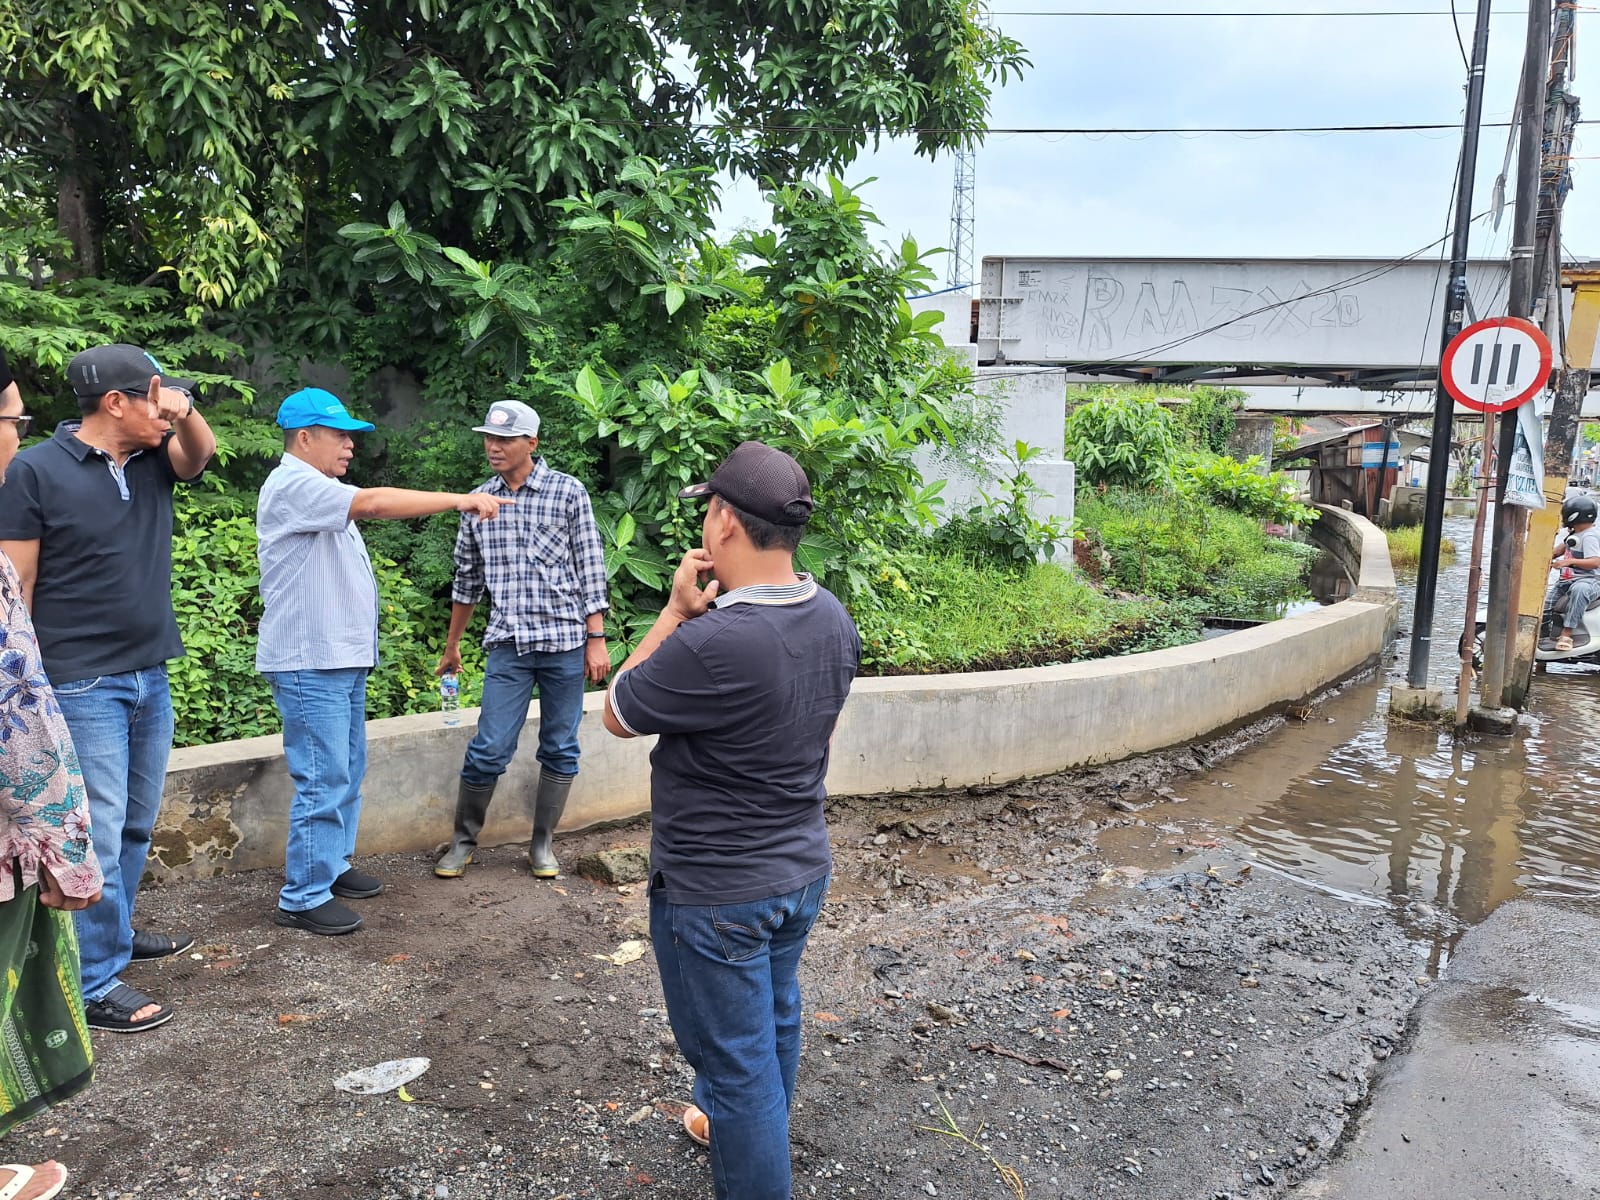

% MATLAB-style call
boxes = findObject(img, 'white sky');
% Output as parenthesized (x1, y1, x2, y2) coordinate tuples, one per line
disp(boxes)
(711, 3, 1595, 287)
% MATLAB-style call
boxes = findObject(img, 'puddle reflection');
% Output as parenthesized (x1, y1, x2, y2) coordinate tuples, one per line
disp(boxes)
(1104, 516, 1600, 970)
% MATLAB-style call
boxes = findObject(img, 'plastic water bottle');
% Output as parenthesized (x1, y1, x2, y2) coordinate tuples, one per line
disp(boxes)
(439, 672, 461, 726)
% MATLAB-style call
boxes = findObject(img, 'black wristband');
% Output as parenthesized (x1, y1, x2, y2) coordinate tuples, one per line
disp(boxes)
(586, 631, 608, 640)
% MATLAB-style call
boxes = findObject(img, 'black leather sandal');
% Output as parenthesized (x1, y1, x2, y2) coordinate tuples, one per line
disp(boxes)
(130, 930, 196, 961)
(83, 984, 173, 1033)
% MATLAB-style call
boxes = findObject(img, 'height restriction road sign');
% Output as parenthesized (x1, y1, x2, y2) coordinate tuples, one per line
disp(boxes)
(1440, 316, 1554, 413)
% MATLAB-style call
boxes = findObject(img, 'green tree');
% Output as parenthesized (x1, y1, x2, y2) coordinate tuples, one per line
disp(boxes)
(1, 0, 1026, 311)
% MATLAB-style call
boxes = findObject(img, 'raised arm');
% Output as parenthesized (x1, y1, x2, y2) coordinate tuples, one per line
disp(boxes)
(348, 488, 511, 522)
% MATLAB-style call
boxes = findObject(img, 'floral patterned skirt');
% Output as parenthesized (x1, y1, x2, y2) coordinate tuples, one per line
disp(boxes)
(0, 881, 94, 1136)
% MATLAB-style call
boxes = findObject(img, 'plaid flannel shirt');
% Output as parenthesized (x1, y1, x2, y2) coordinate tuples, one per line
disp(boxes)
(452, 459, 609, 653)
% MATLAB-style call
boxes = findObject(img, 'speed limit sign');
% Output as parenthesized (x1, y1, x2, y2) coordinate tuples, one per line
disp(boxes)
(1440, 316, 1553, 413)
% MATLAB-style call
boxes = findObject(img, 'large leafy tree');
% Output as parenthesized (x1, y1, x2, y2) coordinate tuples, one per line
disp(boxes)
(0, 0, 1027, 309)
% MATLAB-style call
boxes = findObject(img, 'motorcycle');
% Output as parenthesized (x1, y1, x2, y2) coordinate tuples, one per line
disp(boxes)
(1467, 536, 1600, 668)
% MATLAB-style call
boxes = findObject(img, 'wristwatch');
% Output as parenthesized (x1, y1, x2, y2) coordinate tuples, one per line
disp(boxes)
(175, 388, 195, 419)
(586, 631, 608, 640)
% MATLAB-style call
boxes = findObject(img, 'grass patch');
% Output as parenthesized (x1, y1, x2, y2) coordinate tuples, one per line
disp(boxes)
(1385, 525, 1458, 570)
(854, 552, 1178, 675)
(1075, 486, 1317, 620)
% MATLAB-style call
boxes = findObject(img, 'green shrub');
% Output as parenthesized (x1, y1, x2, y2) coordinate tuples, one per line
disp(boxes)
(1076, 486, 1316, 620)
(1386, 525, 1458, 569)
(1062, 393, 1180, 488)
(852, 546, 1173, 674)
(1176, 453, 1319, 525)
(933, 441, 1072, 566)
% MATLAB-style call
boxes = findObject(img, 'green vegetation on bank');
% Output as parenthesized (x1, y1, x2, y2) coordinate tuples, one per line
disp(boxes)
(1066, 390, 1321, 636)
(4, 22, 1319, 748)
(1385, 526, 1459, 570)
(855, 550, 1170, 675)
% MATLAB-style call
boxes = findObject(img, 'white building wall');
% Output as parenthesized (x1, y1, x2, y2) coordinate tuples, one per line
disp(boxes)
(910, 292, 1075, 552)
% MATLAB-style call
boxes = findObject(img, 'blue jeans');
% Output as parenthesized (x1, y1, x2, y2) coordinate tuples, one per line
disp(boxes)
(53, 666, 174, 1003)
(266, 668, 369, 912)
(650, 874, 830, 1200)
(461, 645, 585, 784)
(1553, 576, 1600, 629)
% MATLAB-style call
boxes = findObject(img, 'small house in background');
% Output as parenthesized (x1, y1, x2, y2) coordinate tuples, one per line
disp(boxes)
(1275, 418, 1430, 518)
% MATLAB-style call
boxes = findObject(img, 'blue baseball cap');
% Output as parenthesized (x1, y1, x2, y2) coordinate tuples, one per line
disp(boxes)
(275, 387, 375, 432)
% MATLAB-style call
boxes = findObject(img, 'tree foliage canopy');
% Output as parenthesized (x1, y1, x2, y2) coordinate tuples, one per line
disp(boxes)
(1, 0, 1027, 308)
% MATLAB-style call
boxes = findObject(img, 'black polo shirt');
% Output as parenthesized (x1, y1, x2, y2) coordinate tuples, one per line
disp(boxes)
(0, 422, 195, 683)
(610, 577, 860, 906)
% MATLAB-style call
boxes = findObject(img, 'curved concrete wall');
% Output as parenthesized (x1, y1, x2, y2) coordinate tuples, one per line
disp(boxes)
(152, 507, 1396, 883)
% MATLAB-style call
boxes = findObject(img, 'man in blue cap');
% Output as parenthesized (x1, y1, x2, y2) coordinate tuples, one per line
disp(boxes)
(256, 388, 511, 935)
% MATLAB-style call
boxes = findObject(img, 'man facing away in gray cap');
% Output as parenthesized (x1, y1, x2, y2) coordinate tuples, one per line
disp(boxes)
(434, 399, 611, 880)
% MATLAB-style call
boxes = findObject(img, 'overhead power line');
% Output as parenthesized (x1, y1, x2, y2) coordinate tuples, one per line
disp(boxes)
(989, 8, 1523, 14)
(643, 117, 1597, 137)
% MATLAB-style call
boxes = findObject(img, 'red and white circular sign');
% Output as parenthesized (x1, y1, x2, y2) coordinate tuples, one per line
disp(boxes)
(1440, 316, 1553, 413)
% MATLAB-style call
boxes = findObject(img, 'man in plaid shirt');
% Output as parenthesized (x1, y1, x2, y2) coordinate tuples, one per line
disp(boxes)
(434, 400, 611, 879)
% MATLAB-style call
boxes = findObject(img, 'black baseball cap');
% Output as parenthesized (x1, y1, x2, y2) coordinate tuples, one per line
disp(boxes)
(679, 441, 815, 527)
(68, 344, 197, 400)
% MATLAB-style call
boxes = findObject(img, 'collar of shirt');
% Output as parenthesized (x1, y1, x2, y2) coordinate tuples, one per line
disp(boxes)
(484, 457, 550, 497)
(711, 574, 818, 609)
(275, 451, 341, 483)
(52, 420, 151, 464)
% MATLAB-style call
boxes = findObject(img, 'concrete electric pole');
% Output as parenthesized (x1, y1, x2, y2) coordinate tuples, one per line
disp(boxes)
(1480, 0, 1553, 708)
(1503, 0, 1586, 706)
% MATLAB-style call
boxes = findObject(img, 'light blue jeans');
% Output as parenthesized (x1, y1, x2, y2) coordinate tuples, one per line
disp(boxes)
(461, 645, 585, 785)
(266, 668, 369, 912)
(650, 874, 831, 1200)
(53, 665, 174, 1002)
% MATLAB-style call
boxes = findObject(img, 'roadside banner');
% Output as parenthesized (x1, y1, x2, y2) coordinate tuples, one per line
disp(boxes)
(1502, 392, 1547, 509)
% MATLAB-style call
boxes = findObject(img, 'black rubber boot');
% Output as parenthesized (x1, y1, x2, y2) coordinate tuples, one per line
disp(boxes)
(435, 779, 496, 877)
(529, 770, 574, 879)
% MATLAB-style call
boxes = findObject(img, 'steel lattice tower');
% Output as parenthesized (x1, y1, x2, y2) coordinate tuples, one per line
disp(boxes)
(947, 146, 976, 289)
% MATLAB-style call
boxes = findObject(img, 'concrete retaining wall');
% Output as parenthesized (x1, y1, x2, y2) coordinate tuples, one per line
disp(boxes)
(154, 510, 1397, 884)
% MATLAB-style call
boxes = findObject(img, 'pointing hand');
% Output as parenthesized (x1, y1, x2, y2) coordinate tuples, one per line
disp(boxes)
(458, 494, 514, 521)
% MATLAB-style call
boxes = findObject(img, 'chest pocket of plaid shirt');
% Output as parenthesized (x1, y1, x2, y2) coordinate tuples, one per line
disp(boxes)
(526, 524, 572, 574)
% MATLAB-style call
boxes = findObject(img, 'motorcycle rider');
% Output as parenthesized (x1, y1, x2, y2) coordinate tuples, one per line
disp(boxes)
(1548, 494, 1600, 652)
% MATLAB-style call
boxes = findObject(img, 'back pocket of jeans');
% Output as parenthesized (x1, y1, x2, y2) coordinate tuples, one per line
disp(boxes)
(711, 905, 782, 962)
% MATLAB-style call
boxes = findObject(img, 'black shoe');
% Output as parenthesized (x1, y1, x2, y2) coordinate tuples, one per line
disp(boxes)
(130, 929, 196, 961)
(274, 899, 363, 936)
(84, 983, 173, 1033)
(331, 868, 384, 899)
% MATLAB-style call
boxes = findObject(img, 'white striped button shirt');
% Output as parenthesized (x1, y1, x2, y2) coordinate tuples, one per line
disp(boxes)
(255, 454, 379, 672)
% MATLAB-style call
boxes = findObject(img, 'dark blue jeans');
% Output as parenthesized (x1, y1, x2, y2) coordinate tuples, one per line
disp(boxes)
(54, 666, 174, 1002)
(650, 874, 830, 1200)
(461, 644, 585, 784)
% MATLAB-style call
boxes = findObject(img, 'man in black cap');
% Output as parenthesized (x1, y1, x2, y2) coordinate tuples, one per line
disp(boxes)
(603, 441, 860, 1200)
(0, 343, 216, 1033)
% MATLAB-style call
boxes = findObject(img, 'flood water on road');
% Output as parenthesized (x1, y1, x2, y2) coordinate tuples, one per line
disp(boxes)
(1101, 515, 1600, 971)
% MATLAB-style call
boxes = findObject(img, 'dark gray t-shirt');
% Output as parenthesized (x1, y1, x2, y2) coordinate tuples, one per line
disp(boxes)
(0, 423, 194, 683)
(610, 578, 860, 906)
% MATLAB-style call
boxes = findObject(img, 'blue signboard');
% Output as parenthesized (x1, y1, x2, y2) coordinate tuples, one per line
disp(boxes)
(1360, 441, 1403, 468)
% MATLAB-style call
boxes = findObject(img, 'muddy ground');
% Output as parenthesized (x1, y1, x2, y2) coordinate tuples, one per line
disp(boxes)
(9, 709, 1428, 1200)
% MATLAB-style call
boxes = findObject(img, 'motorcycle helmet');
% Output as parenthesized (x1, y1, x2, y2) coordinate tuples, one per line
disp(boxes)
(1563, 494, 1599, 528)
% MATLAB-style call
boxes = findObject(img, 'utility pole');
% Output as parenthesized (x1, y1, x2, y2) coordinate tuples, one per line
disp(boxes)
(1481, 0, 1553, 708)
(1497, 0, 1582, 707)
(1404, 0, 1498, 694)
